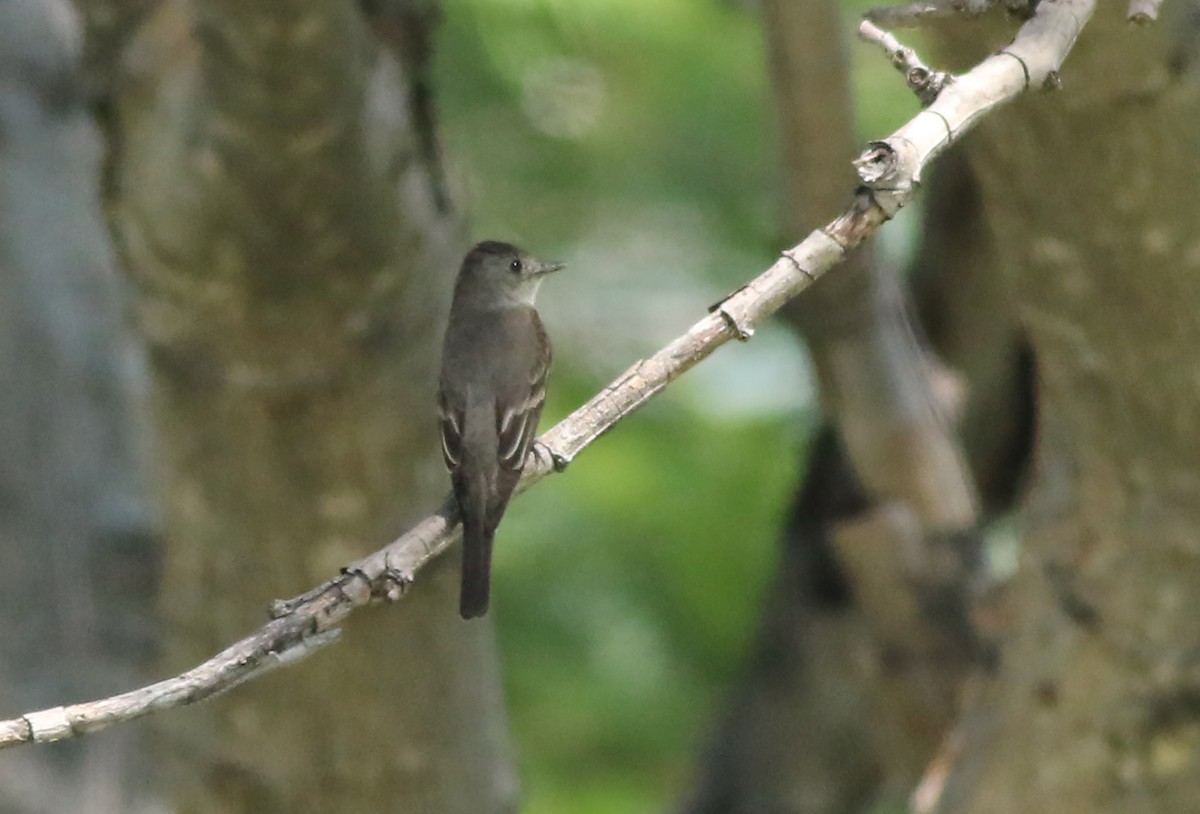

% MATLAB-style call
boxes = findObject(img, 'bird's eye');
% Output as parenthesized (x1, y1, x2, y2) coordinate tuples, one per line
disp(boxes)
(509, 259, 522, 273)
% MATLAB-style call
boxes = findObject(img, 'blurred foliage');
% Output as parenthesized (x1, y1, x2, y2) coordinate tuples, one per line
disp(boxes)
(433, 0, 917, 810)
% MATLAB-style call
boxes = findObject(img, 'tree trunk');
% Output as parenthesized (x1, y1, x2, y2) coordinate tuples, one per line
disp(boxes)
(932, 5, 1200, 811)
(0, 1, 159, 810)
(107, 2, 516, 811)
(678, 3, 991, 811)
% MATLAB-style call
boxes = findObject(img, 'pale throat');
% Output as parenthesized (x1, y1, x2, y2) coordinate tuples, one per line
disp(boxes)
(497, 277, 543, 308)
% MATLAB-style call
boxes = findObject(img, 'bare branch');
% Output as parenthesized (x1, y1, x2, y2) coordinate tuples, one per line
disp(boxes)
(0, 0, 1097, 751)
(855, 0, 1090, 199)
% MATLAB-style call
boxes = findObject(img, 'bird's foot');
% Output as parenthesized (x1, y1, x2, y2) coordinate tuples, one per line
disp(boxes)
(533, 440, 569, 473)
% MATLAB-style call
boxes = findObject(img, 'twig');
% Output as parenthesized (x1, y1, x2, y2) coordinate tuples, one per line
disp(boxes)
(859, 19, 953, 105)
(865, 0, 997, 28)
(911, 726, 967, 813)
(1127, 0, 1163, 24)
(0, 0, 1097, 751)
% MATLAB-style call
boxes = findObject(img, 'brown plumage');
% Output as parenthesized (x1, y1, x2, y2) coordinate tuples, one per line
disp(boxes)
(438, 241, 561, 618)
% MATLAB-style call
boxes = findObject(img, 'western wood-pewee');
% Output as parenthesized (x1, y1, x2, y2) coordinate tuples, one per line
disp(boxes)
(438, 240, 564, 619)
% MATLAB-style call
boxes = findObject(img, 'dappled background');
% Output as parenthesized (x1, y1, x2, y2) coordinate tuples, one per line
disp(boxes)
(0, 3, 930, 811)
(18, 2, 1192, 813)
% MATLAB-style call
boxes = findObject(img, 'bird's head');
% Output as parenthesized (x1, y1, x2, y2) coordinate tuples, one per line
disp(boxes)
(456, 240, 565, 309)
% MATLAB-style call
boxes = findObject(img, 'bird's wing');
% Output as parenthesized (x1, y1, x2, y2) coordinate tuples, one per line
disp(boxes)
(495, 334, 551, 474)
(437, 388, 464, 471)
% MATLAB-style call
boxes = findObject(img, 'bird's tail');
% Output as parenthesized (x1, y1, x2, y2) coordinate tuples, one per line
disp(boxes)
(459, 522, 493, 619)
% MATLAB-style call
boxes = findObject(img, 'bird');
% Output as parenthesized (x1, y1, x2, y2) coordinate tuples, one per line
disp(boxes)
(438, 240, 564, 619)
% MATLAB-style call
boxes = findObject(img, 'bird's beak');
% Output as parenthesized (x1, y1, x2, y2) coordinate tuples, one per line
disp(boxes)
(534, 260, 566, 277)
